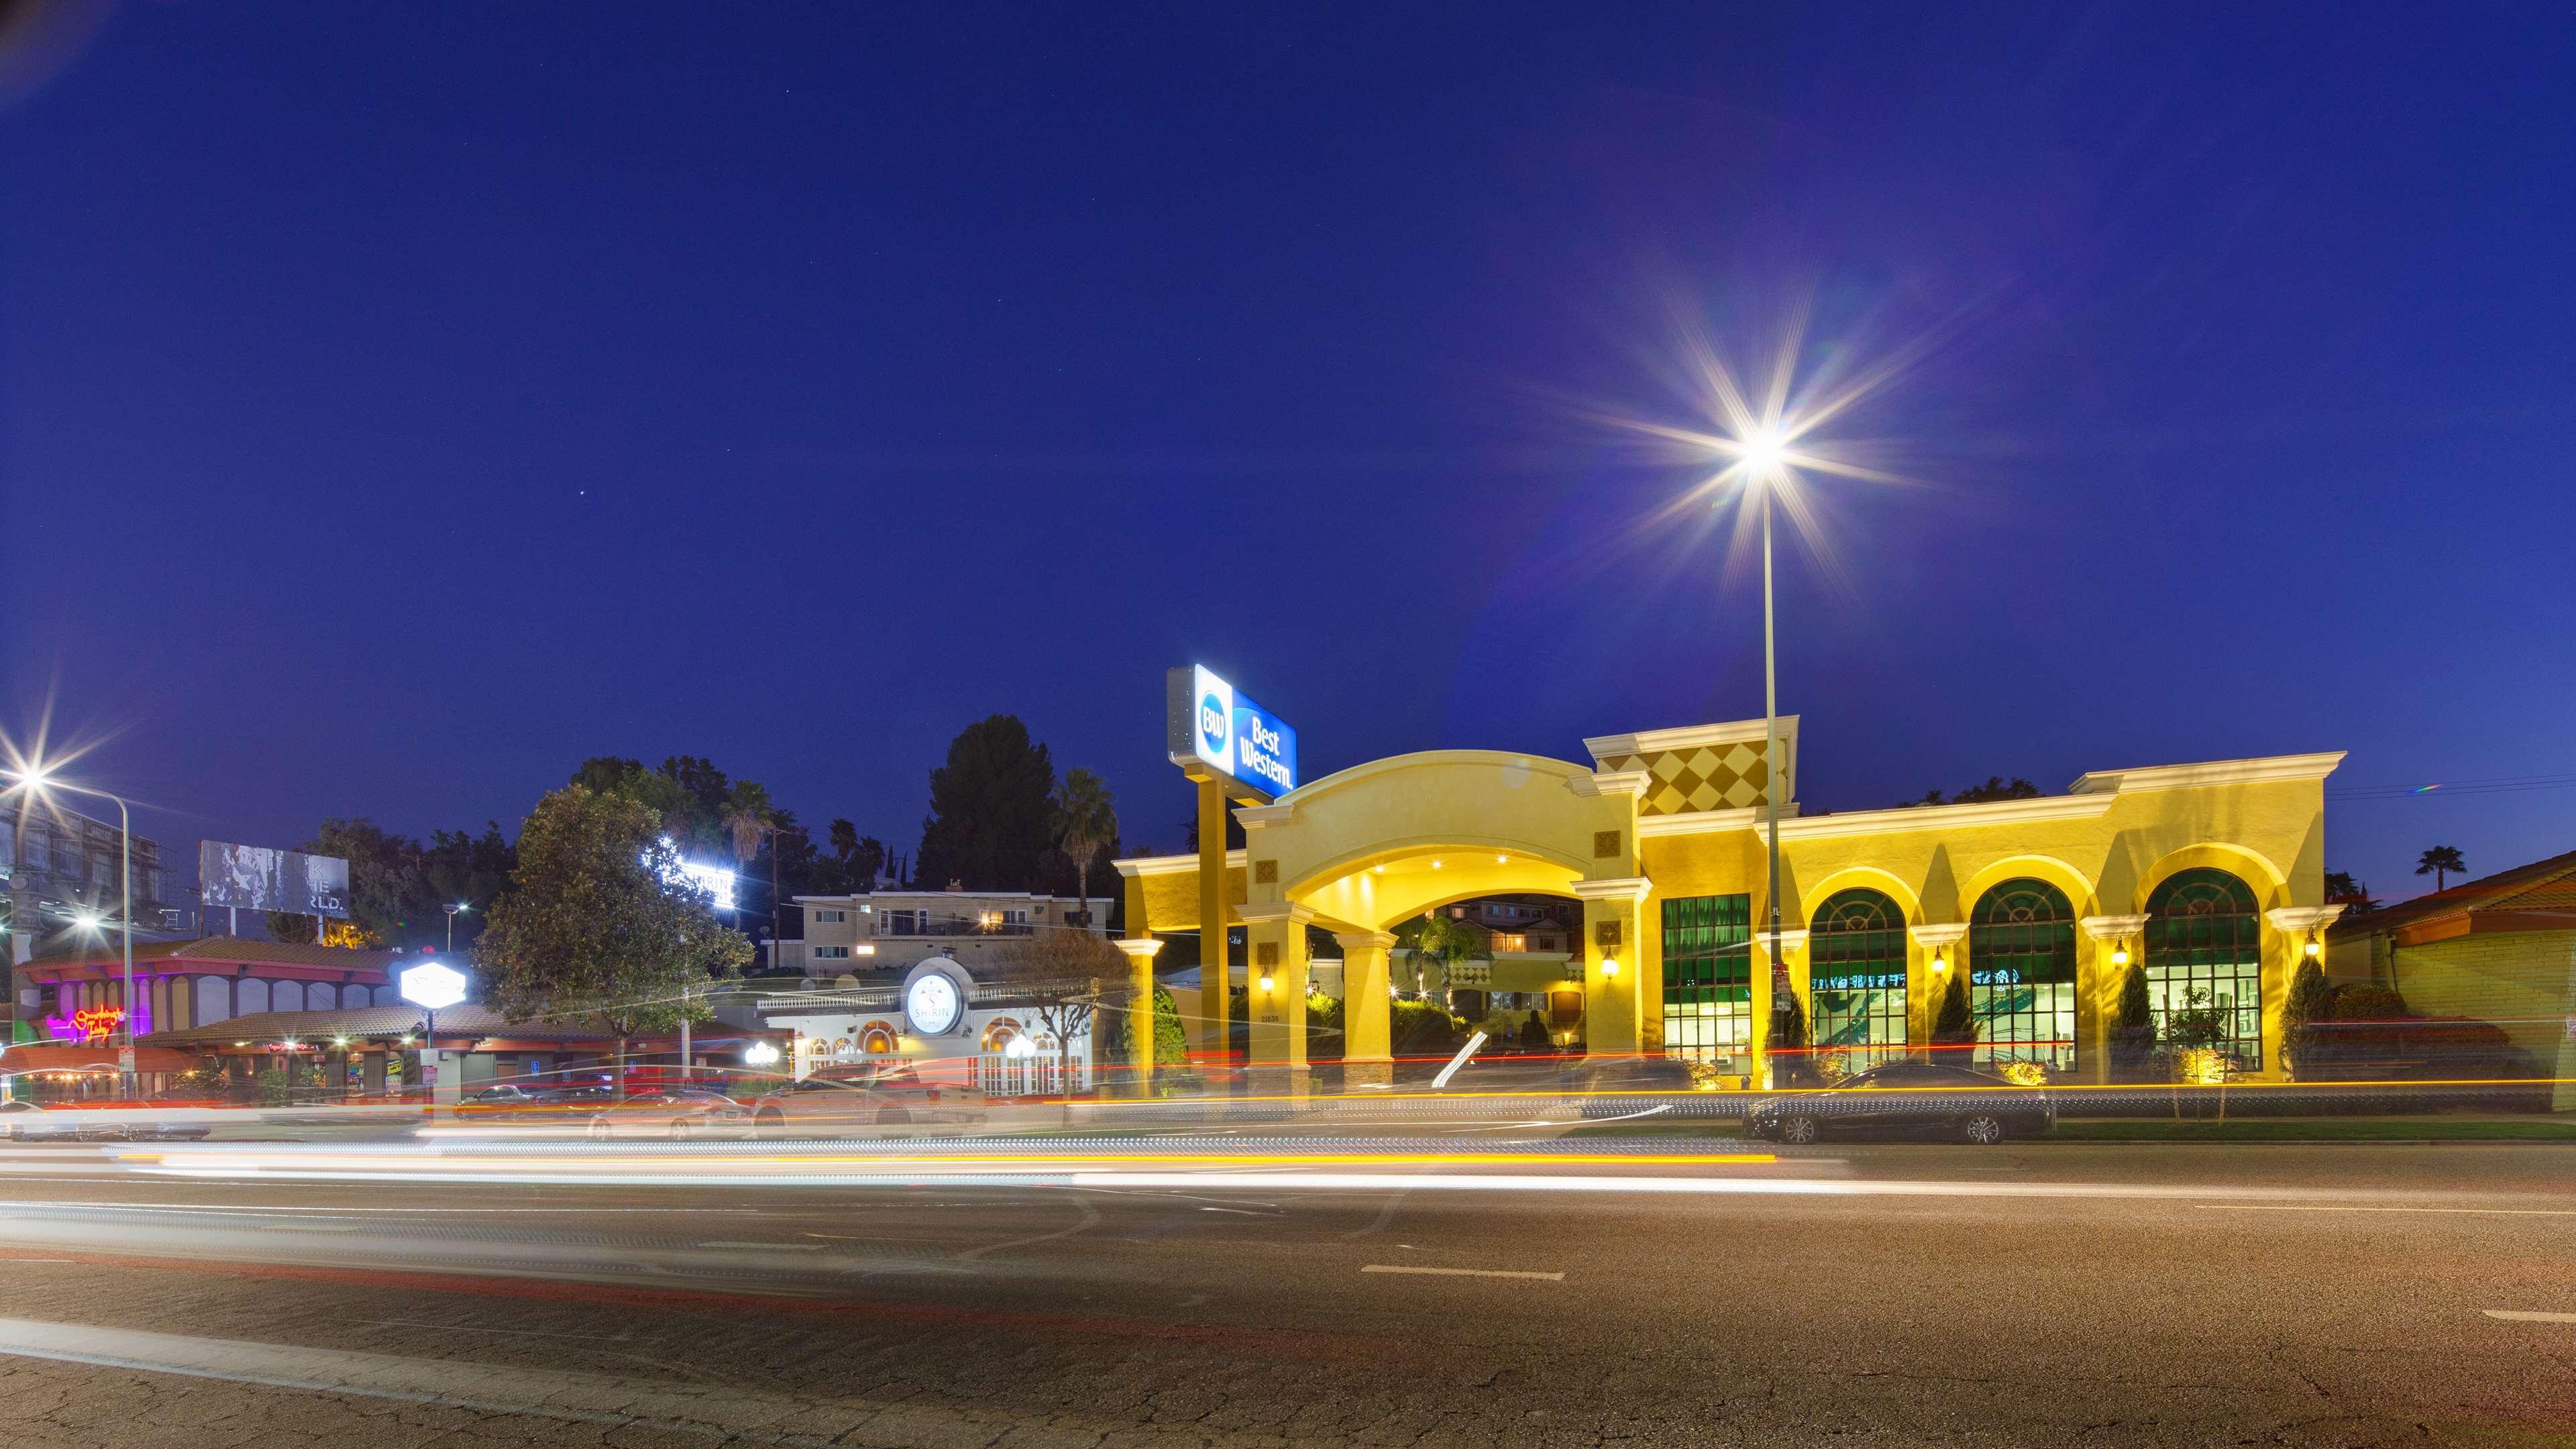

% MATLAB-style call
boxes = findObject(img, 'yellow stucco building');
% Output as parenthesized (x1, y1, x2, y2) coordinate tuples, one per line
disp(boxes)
(1115, 715, 2345, 1089)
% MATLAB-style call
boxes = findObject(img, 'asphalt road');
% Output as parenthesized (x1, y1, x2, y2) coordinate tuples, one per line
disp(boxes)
(0, 1140, 2567, 1447)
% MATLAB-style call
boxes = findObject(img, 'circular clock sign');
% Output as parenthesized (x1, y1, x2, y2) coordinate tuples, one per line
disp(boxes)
(904, 973, 962, 1036)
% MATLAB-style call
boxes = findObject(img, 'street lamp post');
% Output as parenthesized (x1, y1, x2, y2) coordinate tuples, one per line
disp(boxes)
(1760, 485, 1790, 1089)
(443, 902, 469, 953)
(5, 771, 137, 1097)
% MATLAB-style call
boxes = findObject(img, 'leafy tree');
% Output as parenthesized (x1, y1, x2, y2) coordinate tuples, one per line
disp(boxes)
(990, 926, 1122, 1105)
(914, 716, 1057, 892)
(1397, 910, 1485, 1010)
(1931, 970, 1974, 1049)
(2322, 870, 2375, 916)
(422, 823, 516, 947)
(1896, 776, 2041, 809)
(476, 785, 751, 1066)
(1051, 767, 1119, 926)
(1100, 983, 1189, 1069)
(2164, 986, 2231, 1052)
(2282, 957, 2334, 1078)
(2109, 963, 2157, 1079)
(2414, 845, 2466, 893)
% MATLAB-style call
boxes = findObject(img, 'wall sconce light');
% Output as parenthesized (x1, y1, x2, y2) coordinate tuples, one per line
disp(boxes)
(1932, 954, 1949, 974)
(1600, 958, 1620, 979)
(2304, 938, 2322, 959)
(1257, 973, 1276, 992)
(2111, 946, 2131, 966)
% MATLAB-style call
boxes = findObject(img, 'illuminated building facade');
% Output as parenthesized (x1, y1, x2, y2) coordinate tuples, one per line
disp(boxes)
(1117, 716, 2345, 1088)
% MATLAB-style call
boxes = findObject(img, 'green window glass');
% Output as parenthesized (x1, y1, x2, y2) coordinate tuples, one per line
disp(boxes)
(2145, 867, 2264, 1073)
(1663, 894, 1753, 1072)
(1968, 878, 2078, 1072)
(1808, 888, 1908, 1073)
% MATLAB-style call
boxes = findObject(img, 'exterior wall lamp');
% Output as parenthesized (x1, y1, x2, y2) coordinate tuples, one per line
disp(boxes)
(1932, 953, 1950, 974)
(1257, 973, 1276, 992)
(2112, 945, 2131, 966)
(1600, 958, 1620, 979)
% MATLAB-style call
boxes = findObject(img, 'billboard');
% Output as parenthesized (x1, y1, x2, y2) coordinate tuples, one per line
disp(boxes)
(198, 841, 352, 918)
(1165, 664, 1297, 800)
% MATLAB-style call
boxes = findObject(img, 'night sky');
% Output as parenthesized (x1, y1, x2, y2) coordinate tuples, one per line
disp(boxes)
(5, 5, 2570, 904)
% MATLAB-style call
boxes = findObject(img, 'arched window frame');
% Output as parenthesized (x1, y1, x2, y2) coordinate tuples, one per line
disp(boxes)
(2143, 867, 2265, 1072)
(1967, 878, 2079, 1071)
(1807, 888, 1908, 1070)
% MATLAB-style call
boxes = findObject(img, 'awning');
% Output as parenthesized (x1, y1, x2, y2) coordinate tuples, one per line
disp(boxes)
(0, 1044, 197, 1075)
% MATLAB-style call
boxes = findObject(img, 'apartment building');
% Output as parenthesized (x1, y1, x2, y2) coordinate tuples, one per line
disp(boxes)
(775, 888, 1110, 977)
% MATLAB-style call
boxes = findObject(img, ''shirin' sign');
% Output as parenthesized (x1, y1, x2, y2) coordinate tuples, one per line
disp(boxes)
(1167, 665, 1297, 800)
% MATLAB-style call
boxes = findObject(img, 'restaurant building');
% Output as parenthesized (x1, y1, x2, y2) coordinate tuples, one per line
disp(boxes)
(1116, 714, 2346, 1087)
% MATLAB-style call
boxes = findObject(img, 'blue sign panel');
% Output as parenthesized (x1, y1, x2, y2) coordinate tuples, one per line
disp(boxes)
(1168, 665, 1298, 799)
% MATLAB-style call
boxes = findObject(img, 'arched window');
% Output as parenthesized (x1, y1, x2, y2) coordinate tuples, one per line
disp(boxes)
(859, 1020, 898, 1055)
(1809, 888, 1908, 1072)
(1968, 879, 2079, 1071)
(981, 1016, 1025, 1053)
(2145, 868, 2264, 1072)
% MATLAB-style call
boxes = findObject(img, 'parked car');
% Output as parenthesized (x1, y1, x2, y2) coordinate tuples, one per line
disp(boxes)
(1745, 1062, 2054, 1145)
(582, 1089, 751, 1140)
(750, 1065, 988, 1138)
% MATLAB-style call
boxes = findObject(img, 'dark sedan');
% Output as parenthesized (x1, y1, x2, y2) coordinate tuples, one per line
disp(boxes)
(1745, 1062, 2054, 1145)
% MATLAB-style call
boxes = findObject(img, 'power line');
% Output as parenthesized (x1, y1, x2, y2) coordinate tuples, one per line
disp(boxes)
(2328, 773, 2576, 801)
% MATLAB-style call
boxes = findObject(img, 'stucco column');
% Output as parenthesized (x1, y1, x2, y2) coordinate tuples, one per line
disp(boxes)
(1112, 938, 1164, 1098)
(1237, 902, 1311, 1098)
(2080, 914, 2147, 1084)
(1334, 930, 1395, 1087)
(1573, 878, 1652, 1058)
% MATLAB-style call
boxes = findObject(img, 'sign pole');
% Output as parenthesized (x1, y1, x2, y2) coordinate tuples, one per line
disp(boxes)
(1197, 773, 1230, 1086)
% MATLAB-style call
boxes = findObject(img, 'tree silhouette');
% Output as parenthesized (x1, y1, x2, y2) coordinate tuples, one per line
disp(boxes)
(2414, 845, 2467, 893)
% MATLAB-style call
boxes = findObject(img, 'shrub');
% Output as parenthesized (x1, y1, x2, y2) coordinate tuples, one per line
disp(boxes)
(2330, 983, 2410, 1022)
(1931, 972, 1974, 1046)
(1517, 1011, 1551, 1053)
(2282, 958, 2334, 1077)
(254, 1069, 294, 1106)
(2109, 964, 2157, 1079)
(1390, 1000, 1464, 1058)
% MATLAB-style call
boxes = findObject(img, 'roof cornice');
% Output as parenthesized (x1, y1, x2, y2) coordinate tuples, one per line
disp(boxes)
(1584, 716, 1799, 763)
(1114, 849, 1248, 879)
(2069, 751, 2347, 795)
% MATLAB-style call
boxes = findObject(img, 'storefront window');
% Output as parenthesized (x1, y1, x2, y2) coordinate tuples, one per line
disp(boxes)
(1663, 894, 1752, 1072)
(1809, 888, 1908, 1074)
(2145, 867, 2265, 1072)
(1968, 878, 2078, 1072)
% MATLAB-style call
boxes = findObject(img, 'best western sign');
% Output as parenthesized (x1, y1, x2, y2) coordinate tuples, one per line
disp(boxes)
(1167, 665, 1298, 800)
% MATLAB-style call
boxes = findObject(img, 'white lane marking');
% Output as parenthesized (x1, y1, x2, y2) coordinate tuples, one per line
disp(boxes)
(0, 1315, 943, 1446)
(1363, 1265, 1564, 1281)
(1197, 1206, 1273, 1216)
(695, 1240, 822, 1250)
(2197, 1204, 2576, 1217)
(2485, 1310, 2576, 1324)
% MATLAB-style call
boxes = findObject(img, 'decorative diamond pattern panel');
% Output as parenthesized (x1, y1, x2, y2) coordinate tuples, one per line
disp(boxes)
(1602, 741, 1774, 816)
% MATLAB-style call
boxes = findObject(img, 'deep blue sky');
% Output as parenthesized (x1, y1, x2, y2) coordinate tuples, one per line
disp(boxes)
(5, 5, 2571, 904)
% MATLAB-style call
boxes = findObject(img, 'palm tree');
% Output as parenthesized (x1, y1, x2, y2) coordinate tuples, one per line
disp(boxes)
(2414, 845, 2467, 893)
(720, 781, 780, 949)
(1408, 910, 1485, 1012)
(1051, 768, 1118, 930)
